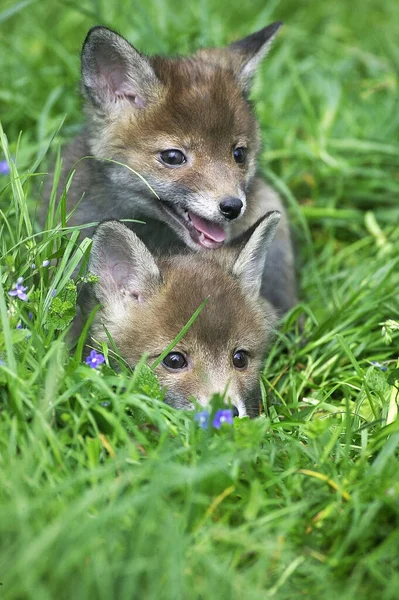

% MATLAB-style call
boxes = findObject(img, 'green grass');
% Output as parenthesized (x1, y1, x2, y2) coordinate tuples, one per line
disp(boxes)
(1, 0, 399, 598)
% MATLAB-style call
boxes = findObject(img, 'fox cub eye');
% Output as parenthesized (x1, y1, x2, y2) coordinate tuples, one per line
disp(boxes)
(160, 149, 186, 167)
(232, 350, 249, 370)
(162, 352, 188, 370)
(233, 147, 248, 164)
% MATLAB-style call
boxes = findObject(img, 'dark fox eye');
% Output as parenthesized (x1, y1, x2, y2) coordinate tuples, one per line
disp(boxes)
(162, 352, 188, 370)
(232, 350, 249, 370)
(160, 149, 186, 166)
(233, 147, 248, 164)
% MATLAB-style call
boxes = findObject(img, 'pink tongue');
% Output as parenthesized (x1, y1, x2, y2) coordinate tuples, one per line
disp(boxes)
(188, 212, 226, 243)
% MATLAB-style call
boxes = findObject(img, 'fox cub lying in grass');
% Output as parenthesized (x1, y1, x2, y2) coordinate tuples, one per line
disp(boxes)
(52, 23, 298, 413)
(54, 22, 297, 315)
(84, 212, 281, 417)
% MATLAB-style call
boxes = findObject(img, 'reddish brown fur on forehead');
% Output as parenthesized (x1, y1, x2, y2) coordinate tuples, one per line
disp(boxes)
(157, 255, 266, 346)
(113, 254, 271, 364)
(148, 56, 257, 144)
(110, 54, 259, 157)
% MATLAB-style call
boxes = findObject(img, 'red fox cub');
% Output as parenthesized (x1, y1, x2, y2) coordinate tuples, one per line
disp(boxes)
(84, 212, 281, 416)
(53, 22, 297, 314)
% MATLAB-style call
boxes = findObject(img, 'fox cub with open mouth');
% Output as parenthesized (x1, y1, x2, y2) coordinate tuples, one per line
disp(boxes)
(55, 22, 297, 314)
(85, 212, 281, 417)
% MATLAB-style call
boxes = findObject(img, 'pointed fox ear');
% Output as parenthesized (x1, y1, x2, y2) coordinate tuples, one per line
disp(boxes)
(89, 221, 161, 309)
(228, 22, 283, 92)
(81, 26, 160, 109)
(233, 211, 281, 296)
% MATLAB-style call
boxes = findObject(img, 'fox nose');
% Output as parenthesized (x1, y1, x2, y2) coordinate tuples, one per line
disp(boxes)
(232, 405, 239, 418)
(219, 197, 243, 220)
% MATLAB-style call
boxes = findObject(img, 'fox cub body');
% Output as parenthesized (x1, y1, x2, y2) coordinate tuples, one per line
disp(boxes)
(85, 212, 281, 416)
(54, 22, 297, 314)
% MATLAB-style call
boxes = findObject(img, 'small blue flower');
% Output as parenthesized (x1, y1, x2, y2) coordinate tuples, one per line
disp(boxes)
(371, 361, 388, 372)
(0, 358, 5, 366)
(0, 160, 10, 175)
(194, 410, 210, 429)
(42, 260, 50, 267)
(101, 401, 111, 407)
(51, 289, 57, 298)
(31, 263, 36, 270)
(212, 409, 234, 429)
(8, 277, 28, 301)
(85, 350, 105, 369)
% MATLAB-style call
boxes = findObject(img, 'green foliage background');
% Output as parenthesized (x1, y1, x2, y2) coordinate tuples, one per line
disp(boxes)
(0, 0, 398, 598)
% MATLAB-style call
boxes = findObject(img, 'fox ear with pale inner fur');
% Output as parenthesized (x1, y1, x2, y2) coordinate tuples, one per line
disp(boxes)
(89, 221, 161, 310)
(228, 21, 283, 92)
(233, 211, 281, 296)
(81, 26, 160, 109)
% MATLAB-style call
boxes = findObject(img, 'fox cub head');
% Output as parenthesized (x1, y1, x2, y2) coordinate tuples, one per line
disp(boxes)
(80, 23, 282, 250)
(86, 211, 281, 416)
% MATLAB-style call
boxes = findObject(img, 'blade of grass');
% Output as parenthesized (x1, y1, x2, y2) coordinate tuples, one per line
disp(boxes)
(152, 297, 209, 368)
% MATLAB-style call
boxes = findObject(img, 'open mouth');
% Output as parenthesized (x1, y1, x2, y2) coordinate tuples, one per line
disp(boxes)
(162, 203, 226, 249)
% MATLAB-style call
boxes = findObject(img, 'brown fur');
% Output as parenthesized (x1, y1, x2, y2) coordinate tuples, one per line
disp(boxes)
(86, 216, 280, 416)
(64, 52, 259, 227)
(108, 58, 259, 199)
(98, 257, 273, 414)
(44, 23, 297, 315)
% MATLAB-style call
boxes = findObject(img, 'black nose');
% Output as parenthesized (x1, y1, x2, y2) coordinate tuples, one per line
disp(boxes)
(219, 197, 243, 221)
(232, 405, 239, 418)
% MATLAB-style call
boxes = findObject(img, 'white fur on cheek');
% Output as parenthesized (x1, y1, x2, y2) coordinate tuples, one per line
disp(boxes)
(103, 294, 129, 324)
(232, 396, 247, 417)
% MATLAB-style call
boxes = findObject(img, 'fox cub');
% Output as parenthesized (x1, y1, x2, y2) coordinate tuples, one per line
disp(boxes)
(54, 22, 297, 314)
(85, 212, 281, 417)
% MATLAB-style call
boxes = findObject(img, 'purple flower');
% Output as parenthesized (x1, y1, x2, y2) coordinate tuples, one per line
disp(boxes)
(194, 408, 235, 429)
(85, 350, 105, 369)
(51, 289, 57, 298)
(8, 277, 28, 301)
(212, 409, 234, 429)
(371, 361, 388, 372)
(0, 160, 10, 175)
(194, 410, 210, 429)
(16, 323, 23, 329)
(42, 260, 50, 267)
